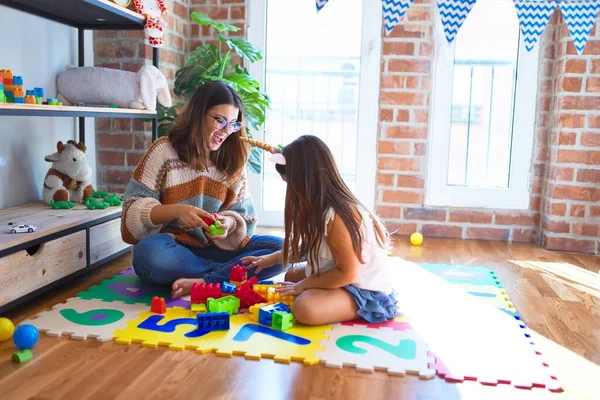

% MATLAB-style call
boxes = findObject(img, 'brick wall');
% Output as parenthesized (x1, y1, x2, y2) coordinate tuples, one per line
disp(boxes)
(93, 0, 190, 193)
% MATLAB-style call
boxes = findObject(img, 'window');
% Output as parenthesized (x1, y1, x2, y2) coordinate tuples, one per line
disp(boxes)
(427, 0, 539, 209)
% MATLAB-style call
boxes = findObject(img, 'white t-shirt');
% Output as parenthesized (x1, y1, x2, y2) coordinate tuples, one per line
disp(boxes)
(304, 206, 393, 294)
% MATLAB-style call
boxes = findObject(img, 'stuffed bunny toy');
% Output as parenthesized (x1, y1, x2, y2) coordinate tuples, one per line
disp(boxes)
(43, 141, 94, 205)
(133, 0, 168, 48)
(56, 65, 172, 111)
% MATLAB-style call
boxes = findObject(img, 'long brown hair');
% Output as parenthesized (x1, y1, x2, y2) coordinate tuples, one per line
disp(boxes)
(277, 135, 389, 273)
(168, 81, 249, 183)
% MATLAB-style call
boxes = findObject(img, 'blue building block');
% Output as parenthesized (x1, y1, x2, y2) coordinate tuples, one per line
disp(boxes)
(222, 282, 236, 294)
(13, 76, 23, 85)
(0, 82, 4, 90)
(13, 97, 24, 103)
(4, 90, 13, 98)
(258, 303, 291, 326)
(258, 280, 274, 284)
(33, 87, 44, 98)
(26, 90, 34, 96)
(196, 312, 230, 332)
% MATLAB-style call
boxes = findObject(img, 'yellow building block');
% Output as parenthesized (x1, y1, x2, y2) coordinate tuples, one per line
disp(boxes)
(230, 279, 247, 288)
(190, 303, 206, 316)
(248, 302, 268, 322)
(252, 284, 295, 306)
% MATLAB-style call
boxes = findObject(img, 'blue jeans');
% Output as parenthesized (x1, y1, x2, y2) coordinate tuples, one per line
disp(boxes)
(132, 233, 285, 285)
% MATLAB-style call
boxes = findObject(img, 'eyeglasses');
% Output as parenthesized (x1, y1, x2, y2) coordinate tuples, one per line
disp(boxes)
(209, 113, 242, 134)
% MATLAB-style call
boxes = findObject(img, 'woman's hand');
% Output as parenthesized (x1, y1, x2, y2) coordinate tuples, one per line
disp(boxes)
(206, 215, 234, 240)
(172, 204, 213, 229)
(275, 280, 307, 296)
(241, 251, 281, 274)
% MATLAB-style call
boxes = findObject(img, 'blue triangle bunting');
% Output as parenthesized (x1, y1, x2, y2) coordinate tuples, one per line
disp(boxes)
(560, 0, 600, 54)
(513, 0, 557, 52)
(316, 0, 329, 13)
(437, 0, 478, 43)
(383, 0, 416, 35)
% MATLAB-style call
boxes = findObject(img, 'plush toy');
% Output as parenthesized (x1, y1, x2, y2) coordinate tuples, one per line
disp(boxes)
(43, 141, 94, 205)
(56, 65, 172, 111)
(133, 0, 168, 48)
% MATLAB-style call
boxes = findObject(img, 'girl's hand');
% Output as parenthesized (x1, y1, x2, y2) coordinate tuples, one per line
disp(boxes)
(241, 252, 279, 274)
(275, 280, 306, 296)
(206, 215, 234, 240)
(173, 204, 213, 229)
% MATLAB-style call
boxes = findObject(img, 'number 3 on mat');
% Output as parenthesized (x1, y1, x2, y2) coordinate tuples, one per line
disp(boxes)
(336, 335, 417, 360)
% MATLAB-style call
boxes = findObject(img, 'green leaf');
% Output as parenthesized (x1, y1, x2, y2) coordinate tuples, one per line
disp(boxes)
(190, 12, 239, 33)
(222, 73, 260, 94)
(158, 123, 171, 137)
(219, 35, 263, 63)
(247, 147, 262, 174)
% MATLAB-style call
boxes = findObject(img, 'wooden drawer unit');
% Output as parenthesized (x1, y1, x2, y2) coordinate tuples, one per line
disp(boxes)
(90, 218, 130, 265)
(0, 231, 86, 307)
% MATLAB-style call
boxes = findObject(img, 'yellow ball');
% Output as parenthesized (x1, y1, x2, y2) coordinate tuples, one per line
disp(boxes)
(410, 232, 423, 246)
(0, 317, 15, 341)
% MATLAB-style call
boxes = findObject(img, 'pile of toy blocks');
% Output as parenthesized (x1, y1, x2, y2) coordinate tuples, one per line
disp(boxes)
(0, 69, 48, 105)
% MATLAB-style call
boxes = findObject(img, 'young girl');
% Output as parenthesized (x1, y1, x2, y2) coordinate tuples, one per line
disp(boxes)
(242, 135, 398, 325)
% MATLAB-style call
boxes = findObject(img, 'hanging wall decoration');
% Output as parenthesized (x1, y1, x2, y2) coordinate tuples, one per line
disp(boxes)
(513, 0, 558, 51)
(316, 0, 330, 12)
(436, 0, 478, 43)
(560, 0, 600, 54)
(383, 0, 417, 34)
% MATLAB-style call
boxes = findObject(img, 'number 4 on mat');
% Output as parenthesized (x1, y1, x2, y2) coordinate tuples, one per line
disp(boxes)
(336, 335, 417, 359)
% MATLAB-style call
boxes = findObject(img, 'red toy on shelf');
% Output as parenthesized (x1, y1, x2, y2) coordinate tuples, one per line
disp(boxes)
(151, 296, 166, 314)
(191, 282, 222, 304)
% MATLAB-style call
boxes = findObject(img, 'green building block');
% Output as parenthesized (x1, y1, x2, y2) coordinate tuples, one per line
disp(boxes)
(0, 91, 5, 103)
(12, 349, 33, 363)
(272, 311, 293, 331)
(36, 97, 42, 104)
(190, 303, 206, 315)
(209, 220, 226, 236)
(207, 295, 240, 315)
(50, 200, 75, 209)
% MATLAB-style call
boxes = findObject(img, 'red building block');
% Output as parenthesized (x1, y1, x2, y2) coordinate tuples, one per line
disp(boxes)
(202, 212, 218, 226)
(191, 282, 222, 304)
(235, 279, 266, 309)
(151, 296, 166, 314)
(230, 265, 248, 282)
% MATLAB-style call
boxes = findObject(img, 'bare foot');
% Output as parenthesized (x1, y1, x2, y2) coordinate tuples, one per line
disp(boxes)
(171, 278, 204, 299)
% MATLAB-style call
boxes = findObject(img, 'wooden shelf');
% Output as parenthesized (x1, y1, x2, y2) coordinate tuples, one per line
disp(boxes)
(0, 0, 145, 30)
(0, 201, 122, 256)
(0, 103, 156, 119)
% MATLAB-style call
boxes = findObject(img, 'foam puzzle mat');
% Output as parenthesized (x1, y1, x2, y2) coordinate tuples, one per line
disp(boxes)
(20, 264, 560, 391)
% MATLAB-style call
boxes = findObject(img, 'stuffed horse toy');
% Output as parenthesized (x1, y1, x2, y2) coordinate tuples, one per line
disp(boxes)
(133, 0, 168, 48)
(43, 141, 94, 205)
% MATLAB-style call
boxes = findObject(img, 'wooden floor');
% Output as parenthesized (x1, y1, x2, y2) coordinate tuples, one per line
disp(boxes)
(0, 237, 598, 400)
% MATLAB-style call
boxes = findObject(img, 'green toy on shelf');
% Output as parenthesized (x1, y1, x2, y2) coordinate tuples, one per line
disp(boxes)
(103, 193, 123, 206)
(84, 197, 109, 210)
(92, 190, 110, 198)
(50, 200, 75, 209)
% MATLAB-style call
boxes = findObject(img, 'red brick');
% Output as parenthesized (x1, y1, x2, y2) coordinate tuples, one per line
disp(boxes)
(588, 115, 600, 129)
(565, 59, 587, 74)
(380, 109, 394, 122)
(134, 134, 153, 150)
(397, 109, 410, 122)
(413, 109, 429, 124)
(396, 175, 425, 188)
(582, 133, 600, 146)
(387, 222, 418, 235)
(122, 62, 146, 73)
(378, 157, 420, 171)
(466, 228, 510, 241)
(191, 24, 200, 37)
(127, 152, 145, 167)
(115, 119, 132, 131)
(404, 207, 446, 221)
(95, 42, 137, 59)
(376, 205, 402, 219)
(174, 1, 189, 18)
(386, 126, 428, 139)
(222, 0, 245, 3)
(413, 143, 427, 156)
(378, 141, 411, 155)
(98, 134, 133, 150)
(407, 7, 431, 21)
(405, 76, 418, 89)
(543, 235, 596, 253)
(495, 213, 538, 226)
(386, 25, 424, 39)
(192, 6, 227, 20)
(229, 23, 246, 37)
(573, 223, 599, 237)
(133, 119, 151, 131)
(557, 150, 600, 164)
(549, 167, 574, 181)
(96, 119, 111, 131)
(563, 77, 582, 92)
(230, 6, 245, 20)
(377, 173, 395, 186)
(590, 206, 600, 217)
(543, 218, 571, 233)
(553, 185, 599, 201)
(381, 92, 426, 106)
(558, 132, 576, 145)
(570, 204, 587, 218)
(587, 77, 600, 92)
(382, 190, 423, 204)
(548, 202, 567, 216)
(383, 42, 415, 55)
(593, 59, 600, 74)
(513, 229, 537, 243)
(103, 169, 133, 186)
(560, 96, 600, 111)
(449, 211, 493, 224)
(98, 151, 125, 166)
(420, 76, 431, 90)
(577, 169, 600, 183)
(388, 59, 431, 74)
(422, 224, 463, 238)
(419, 42, 433, 57)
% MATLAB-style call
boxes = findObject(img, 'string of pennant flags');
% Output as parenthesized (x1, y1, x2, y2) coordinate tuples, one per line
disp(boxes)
(315, 0, 600, 54)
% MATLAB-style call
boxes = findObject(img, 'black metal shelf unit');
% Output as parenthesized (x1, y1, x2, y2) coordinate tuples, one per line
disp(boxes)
(0, 0, 160, 141)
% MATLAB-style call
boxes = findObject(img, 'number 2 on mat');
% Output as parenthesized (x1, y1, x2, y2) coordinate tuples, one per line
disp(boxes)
(336, 335, 417, 360)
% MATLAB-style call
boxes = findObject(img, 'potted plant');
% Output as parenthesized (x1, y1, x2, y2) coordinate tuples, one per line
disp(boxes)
(157, 12, 269, 174)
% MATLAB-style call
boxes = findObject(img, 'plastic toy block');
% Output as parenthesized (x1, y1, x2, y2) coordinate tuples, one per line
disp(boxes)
(13, 86, 24, 97)
(196, 312, 230, 332)
(1, 69, 13, 83)
(272, 311, 294, 331)
(235, 282, 266, 309)
(207, 295, 240, 315)
(47, 97, 58, 103)
(36, 97, 42, 104)
(248, 302, 268, 322)
(84, 197, 109, 210)
(25, 95, 35, 104)
(12, 349, 33, 363)
(245, 276, 258, 287)
(209, 221, 226, 236)
(13, 76, 23, 85)
(33, 87, 44, 97)
(258, 303, 291, 326)
(4, 90, 13, 97)
(151, 296, 166, 314)
(222, 281, 236, 294)
(190, 282, 222, 304)
(13, 97, 24, 104)
(201, 212, 218, 226)
(253, 284, 295, 307)
(50, 200, 75, 209)
(230, 280, 246, 288)
(258, 280, 274, 284)
(230, 265, 248, 283)
(0, 92, 5, 104)
(0, 82, 3, 90)
(190, 303, 206, 316)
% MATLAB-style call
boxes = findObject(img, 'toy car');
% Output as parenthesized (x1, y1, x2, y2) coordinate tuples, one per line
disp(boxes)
(8, 224, 37, 233)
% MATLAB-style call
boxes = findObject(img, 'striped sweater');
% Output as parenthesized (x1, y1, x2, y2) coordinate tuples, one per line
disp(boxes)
(121, 137, 257, 251)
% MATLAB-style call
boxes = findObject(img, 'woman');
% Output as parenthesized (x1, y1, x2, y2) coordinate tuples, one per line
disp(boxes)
(121, 81, 285, 299)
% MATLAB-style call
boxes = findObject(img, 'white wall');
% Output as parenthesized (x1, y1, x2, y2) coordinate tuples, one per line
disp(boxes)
(0, 6, 96, 209)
